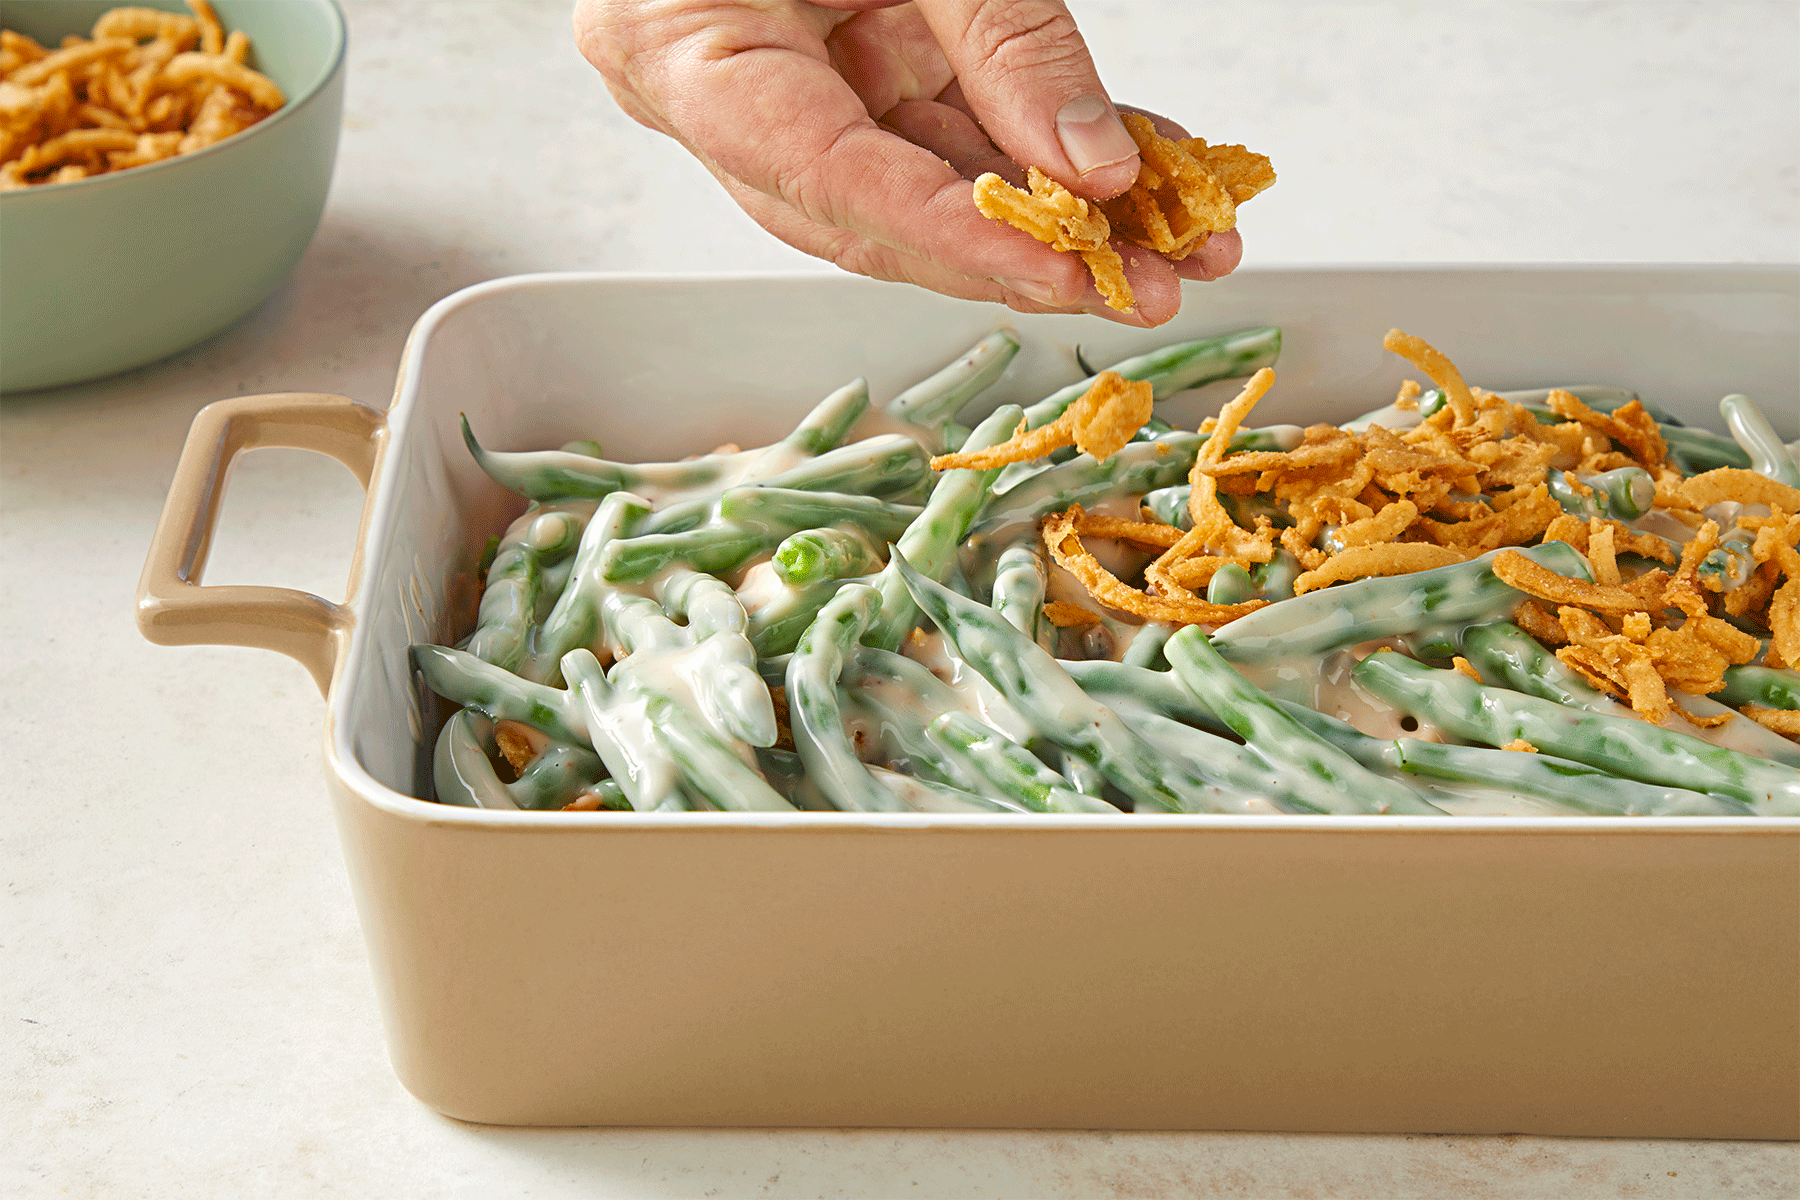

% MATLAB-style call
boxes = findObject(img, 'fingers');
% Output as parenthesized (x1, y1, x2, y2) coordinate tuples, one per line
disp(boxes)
(881, 98, 1019, 184)
(826, 3, 955, 120)
(1114, 242, 1183, 327)
(1172, 228, 1243, 282)
(713, 170, 1173, 327)
(576, 1, 1208, 317)
(628, 8, 1116, 301)
(913, 0, 1138, 199)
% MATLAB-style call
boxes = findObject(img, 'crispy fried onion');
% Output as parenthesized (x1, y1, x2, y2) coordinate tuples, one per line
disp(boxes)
(972, 167, 1133, 311)
(1022, 329, 1797, 740)
(931, 370, 1153, 471)
(1041, 505, 1265, 627)
(974, 116, 1275, 310)
(0, 2, 282, 189)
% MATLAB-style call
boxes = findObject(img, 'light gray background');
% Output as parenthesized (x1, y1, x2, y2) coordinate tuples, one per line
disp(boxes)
(5, 1, 1798, 1196)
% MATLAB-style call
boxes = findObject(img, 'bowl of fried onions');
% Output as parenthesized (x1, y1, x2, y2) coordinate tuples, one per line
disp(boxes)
(0, 0, 345, 393)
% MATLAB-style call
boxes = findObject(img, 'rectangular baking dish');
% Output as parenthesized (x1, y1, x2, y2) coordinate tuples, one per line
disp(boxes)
(139, 267, 1800, 1135)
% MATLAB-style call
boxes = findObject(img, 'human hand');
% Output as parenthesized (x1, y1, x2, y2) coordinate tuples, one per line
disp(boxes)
(574, 0, 1244, 327)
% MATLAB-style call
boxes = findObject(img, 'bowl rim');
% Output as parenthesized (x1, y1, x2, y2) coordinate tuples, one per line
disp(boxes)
(0, 0, 347, 202)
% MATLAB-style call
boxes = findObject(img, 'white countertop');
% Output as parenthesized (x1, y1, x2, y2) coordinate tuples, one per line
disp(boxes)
(5, 2, 1798, 1195)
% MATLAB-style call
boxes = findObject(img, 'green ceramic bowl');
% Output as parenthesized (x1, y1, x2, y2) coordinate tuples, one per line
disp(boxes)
(0, 0, 346, 393)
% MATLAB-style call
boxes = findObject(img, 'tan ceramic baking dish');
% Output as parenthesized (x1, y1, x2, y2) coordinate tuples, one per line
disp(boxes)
(138, 267, 1800, 1135)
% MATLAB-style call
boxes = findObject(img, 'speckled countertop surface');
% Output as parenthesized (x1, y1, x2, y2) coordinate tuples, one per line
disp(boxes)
(4, 2, 1798, 1196)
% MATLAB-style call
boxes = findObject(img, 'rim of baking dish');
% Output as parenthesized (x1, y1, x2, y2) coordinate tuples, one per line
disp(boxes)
(327, 265, 1800, 834)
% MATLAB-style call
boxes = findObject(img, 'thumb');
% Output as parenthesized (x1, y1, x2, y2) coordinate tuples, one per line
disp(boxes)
(915, 0, 1139, 198)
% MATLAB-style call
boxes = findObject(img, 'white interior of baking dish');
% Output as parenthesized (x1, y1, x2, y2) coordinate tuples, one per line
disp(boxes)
(327, 266, 1800, 830)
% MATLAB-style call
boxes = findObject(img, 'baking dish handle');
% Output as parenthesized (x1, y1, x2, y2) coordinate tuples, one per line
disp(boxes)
(136, 392, 387, 697)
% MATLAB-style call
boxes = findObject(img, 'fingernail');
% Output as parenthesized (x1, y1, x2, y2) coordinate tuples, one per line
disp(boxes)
(1002, 278, 1060, 305)
(1056, 95, 1137, 176)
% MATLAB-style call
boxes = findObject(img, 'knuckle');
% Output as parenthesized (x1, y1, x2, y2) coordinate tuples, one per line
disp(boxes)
(823, 232, 896, 283)
(765, 123, 861, 231)
(962, 1, 1086, 75)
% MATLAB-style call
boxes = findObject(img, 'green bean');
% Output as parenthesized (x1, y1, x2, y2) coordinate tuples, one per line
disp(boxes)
(1457, 621, 1612, 710)
(530, 491, 653, 681)
(1209, 541, 1591, 666)
(1046, 745, 1110, 799)
(1165, 626, 1442, 815)
(840, 652, 1029, 809)
(559, 648, 695, 811)
(1251, 549, 1303, 601)
(990, 542, 1054, 650)
(1351, 650, 1800, 813)
(898, 556, 1272, 813)
(1456, 621, 1800, 768)
(1697, 529, 1756, 591)
(1090, 688, 1368, 815)
(596, 435, 927, 517)
(927, 711, 1118, 813)
(1020, 326, 1282, 427)
(779, 377, 870, 457)
(754, 746, 811, 805)
(886, 330, 1020, 444)
(747, 577, 843, 657)
(1388, 737, 1749, 816)
(598, 588, 683, 656)
(1120, 622, 1174, 670)
(1228, 424, 1306, 454)
(1720, 393, 1800, 487)
(601, 489, 922, 583)
(463, 416, 725, 502)
(773, 526, 884, 585)
(973, 434, 1201, 540)
(507, 743, 612, 811)
(467, 541, 540, 674)
(1718, 664, 1800, 712)
(725, 486, 922, 534)
(413, 643, 587, 746)
(1062, 657, 1218, 729)
(865, 765, 1025, 814)
(865, 404, 1023, 651)
(644, 692, 795, 811)
(1664, 424, 1752, 474)
(1207, 563, 1256, 605)
(1548, 467, 1656, 522)
(787, 583, 904, 812)
(1590, 466, 1657, 519)
(466, 505, 589, 673)
(432, 709, 518, 809)
(840, 663, 973, 787)
(1141, 484, 1188, 529)
(757, 434, 934, 500)
(651, 568, 777, 748)
(1344, 394, 1438, 431)
(657, 565, 742, 639)
(1274, 701, 1747, 816)
(1663, 691, 1800, 768)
